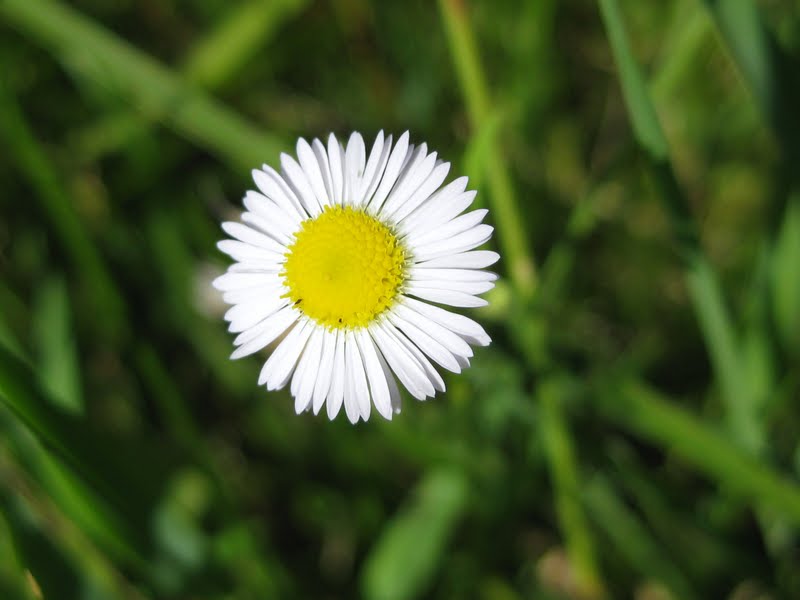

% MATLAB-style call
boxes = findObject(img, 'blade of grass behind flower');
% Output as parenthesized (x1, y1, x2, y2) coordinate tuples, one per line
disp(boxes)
(0, 346, 153, 570)
(598, 0, 761, 453)
(361, 468, 468, 600)
(75, 0, 307, 163)
(595, 376, 800, 525)
(0, 444, 148, 600)
(770, 195, 800, 356)
(32, 276, 83, 416)
(0, 0, 285, 170)
(584, 476, 696, 600)
(0, 79, 126, 342)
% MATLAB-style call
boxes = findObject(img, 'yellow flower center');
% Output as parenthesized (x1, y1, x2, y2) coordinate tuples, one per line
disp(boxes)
(282, 206, 407, 329)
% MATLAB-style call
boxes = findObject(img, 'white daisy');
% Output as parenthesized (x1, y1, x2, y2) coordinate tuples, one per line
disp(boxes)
(213, 131, 498, 423)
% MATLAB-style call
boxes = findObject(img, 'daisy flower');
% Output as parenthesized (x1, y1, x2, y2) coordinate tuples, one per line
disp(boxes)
(213, 131, 498, 423)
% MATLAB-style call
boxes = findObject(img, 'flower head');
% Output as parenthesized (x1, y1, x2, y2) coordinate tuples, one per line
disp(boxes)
(213, 132, 498, 423)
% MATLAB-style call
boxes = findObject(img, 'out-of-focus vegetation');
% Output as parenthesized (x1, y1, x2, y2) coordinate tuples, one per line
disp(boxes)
(1, 0, 800, 598)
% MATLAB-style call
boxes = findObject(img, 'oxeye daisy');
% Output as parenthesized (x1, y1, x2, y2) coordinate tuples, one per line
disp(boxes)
(213, 131, 498, 423)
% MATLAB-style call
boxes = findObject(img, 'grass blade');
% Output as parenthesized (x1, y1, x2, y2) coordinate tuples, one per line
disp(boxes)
(361, 469, 468, 600)
(596, 376, 800, 525)
(0, 0, 285, 170)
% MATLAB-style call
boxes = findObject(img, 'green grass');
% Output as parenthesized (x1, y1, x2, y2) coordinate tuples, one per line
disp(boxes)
(1, 0, 800, 598)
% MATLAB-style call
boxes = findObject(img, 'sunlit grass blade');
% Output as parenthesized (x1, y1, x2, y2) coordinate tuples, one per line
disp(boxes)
(0, 0, 285, 170)
(596, 376, 800, 524)
(361, 469, 468, 600)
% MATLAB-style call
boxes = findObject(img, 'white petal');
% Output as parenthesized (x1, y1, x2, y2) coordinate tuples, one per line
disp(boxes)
(228, 262, 283, 274)
(221, 222, 286, 254)
(344, 132, 366, 206)
(313, 330, 337, 415)
(409, 267, 498, 283)
(371, 323, 431, 400)
(356, 329, 393, 419)
(387, 313, 461, 373)
(312, 138, 335, 207)
(241, 211, 294, 246)
(386, 161, 450, 224)
(377, 322, 437, 398)
(226, 296, 289, 333)
(222, 281, 283, 304)
(408, 280, 494, 296)
(346, 331, 371, 421)
(294, 326, 324, 414)
(373, 339, 402, 414)
(411, 224, 494, 262)
(342, 335, 360, 424)
(297, 138, 331, 210)
(281, 153, 322, 217)
(367, 131, 409, 213)
(379, 149, 436, 220)
(252, 168, 306, 221)
(327, 133, 344, 205)
(326, 331, 347, 420)
(232, 302, 291, 345)
(358, 131, 389, 206)
(393, 303, 474, 357)
(414, 250, 500, 270)
(259, 319, 312, 388)
(398, 178, 471, 235)
(406, 209, 488, 248)
(217, 240, 284, 264)
(405, 286, 489, 308)
(213, 271, 277, 291)
(401, 296, 491, 345)
(243, 190, 302, 228)
(387, 323, 445, 393)
(290, 334, 312, 399)
(230, 306, 298, 359)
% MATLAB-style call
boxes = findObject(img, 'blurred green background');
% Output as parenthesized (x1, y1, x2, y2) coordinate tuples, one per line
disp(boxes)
(2, 0, 800, 598)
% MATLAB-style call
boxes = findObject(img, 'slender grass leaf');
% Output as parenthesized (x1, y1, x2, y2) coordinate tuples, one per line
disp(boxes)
(0, 0, 285, 170)
(361, 468, 468, 600)
(33, 275, 83, 415)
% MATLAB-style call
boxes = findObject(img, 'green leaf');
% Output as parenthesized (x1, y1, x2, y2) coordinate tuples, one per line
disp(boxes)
(595, 376, 800, 525)
(0, 0, 285, 170)
(361, 469, 468, 600)
(597, 0, 669, 160)
(33, 275, 83, 415)
(584, 476, 696, 600)
(771, 197, 800, 355)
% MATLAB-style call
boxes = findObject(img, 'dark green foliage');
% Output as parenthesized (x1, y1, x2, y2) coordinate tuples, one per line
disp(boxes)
(1, 0, 800, 598)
